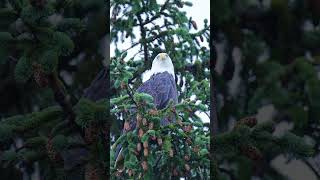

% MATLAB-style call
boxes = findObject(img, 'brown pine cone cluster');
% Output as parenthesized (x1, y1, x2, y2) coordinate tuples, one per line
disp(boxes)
(29, 0, 46, 8)
(240, 145, 262, 161)
(46, 138, 62, 162)
(236, 116, 257, 128)
(141, 161, 148, 171)
(84, 123, 99, 144)
(148, 109, 158, 116)
(85, 163, 101, 180)
(32, 63, 48, 87)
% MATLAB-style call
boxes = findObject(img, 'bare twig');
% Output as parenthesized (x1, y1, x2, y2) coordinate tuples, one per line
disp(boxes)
(8, 56, 18, 63)
(121, 41, 141, 53)
(126, 83, 139, 108)
(204, 111, 210, 119)
(302, 159, 320, 179)
(139, 0, 170, 26)
(137, 14, 149, 65)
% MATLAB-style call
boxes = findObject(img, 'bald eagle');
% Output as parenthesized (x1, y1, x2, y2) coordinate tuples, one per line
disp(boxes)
(114, 53, 178, 166)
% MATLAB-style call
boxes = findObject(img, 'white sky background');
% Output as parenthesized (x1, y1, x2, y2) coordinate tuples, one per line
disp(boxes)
(110, 0, 210, 123)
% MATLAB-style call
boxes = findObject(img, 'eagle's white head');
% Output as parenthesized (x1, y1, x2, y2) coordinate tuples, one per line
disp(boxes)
(150, 53, 175, 78)
(142, 53, 175, 82)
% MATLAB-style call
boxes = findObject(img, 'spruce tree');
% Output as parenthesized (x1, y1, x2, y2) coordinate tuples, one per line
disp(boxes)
(0, 0, 108, 179)
(213, 0, 319, 179)
(110, 0, 210, 179)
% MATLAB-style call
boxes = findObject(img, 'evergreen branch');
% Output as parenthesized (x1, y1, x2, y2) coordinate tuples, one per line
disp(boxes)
(48, 74, 74, 120)
(15, 145, 28, 152)
(116, 66, 139, 107)
(139, 0, 170, 27)
(121, 41, 140, 53)
(64, 159, 90, 173)
(8, 56, 18, 63)
(47, 74, 84, 137)
(67, 143, 89, 150)
(119, 26, 208, 81)
(11, 106, 62, 133)
(121, 30, 171, 59)
(131, 49, 144, 60)
(190, 26, 210, 37)
(219, 167, 237, 180)
(126, 83, 138, 108)
(50, 120, 70, 135)
(112, 6, 131, 23)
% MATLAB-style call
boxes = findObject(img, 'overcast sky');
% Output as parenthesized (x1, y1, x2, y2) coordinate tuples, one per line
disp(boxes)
(110, 0, 210, 123)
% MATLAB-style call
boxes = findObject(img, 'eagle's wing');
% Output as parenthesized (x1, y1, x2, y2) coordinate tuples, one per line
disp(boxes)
(137, 71, 178, 126)
(138, 72, 178, 109)
(114, 72, 178, 165)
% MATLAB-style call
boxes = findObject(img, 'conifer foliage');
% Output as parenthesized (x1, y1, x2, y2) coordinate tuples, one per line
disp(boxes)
(212, 0, 319, 179)
(0, 0, 108, 179)
(110, 0, 210, 179)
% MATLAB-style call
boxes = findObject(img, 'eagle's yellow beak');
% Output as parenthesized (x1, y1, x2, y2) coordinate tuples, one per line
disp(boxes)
(159, 53, 166, 60)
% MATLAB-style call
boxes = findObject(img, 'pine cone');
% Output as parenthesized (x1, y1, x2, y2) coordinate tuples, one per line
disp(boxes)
(127, 169, 134, 176)
(85, 163, 100, 180)
(141, 161, 148, 171)
(184, 155, 190, 161)
(169, 149, 174, 157)
(184, 164, 190, 171)
(115, 168, 124, 177)
(137, 143, 142, 152)
(85, 124, 99, 144)
(191, 20, 198, 30)
(151, 135, 156, 141)
(148, 122, 154, 130)
(144, 148, 148, 157)
(241, 145, 262, 161)
(200, 35, 204, 42)
(142, 118, 148, 126)
(143, 141, 148, 148)
(195, 37, 200, 46)
(186, 138, 192, 145)
(46, 138, 61, 162)
(138, 128, 144, 138)
(136, 114, 142, 127)
(236, 116, 257, 128)
(183, 125, 192, 132)
(149, 109, 158, 116)
(176, 0, 184, 8)
(177, 119, 183, 126)
(124, 121, 130, 131)
(192, 146, 199, 153)
(157, 138, 163, 146)
(33, 64, 48, 87)
(120, 82, 127, 89)
(171, 107, 176, 113)
(173, 168, 179, 176)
